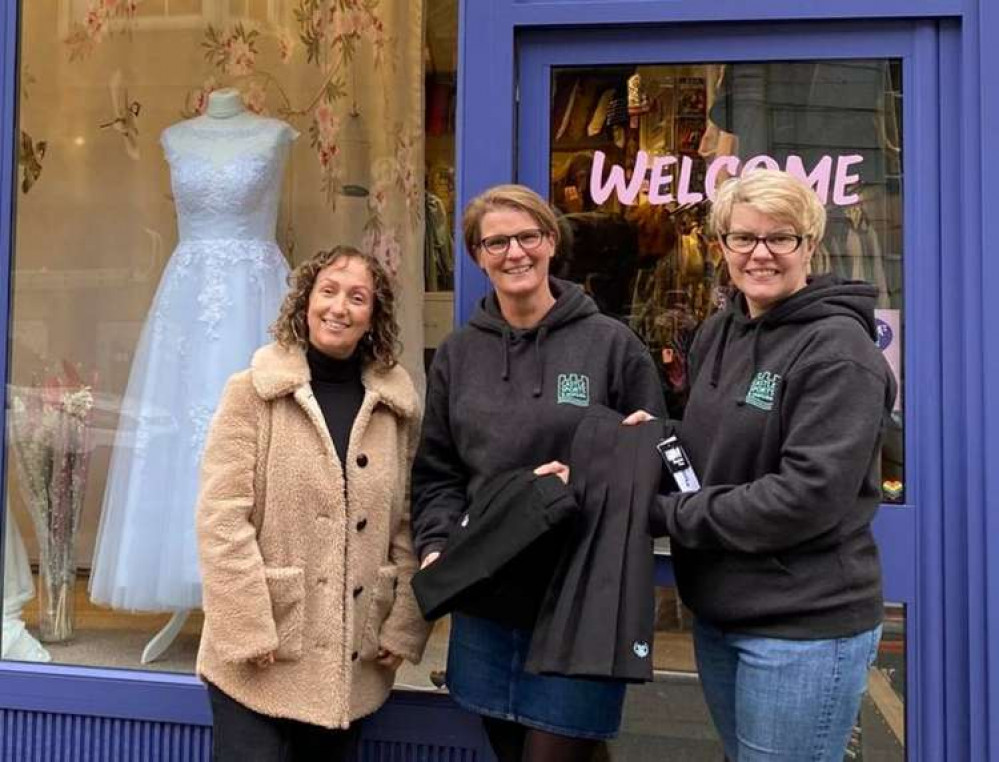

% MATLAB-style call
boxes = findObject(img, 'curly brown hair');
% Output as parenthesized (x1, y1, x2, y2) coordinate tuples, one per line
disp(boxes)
(270, 246, 400, 369)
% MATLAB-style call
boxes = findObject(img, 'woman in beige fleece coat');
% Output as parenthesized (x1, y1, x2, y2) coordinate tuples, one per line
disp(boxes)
(196, 246, 430, 762)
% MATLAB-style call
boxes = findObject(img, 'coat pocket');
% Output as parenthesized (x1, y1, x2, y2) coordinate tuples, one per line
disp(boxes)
(264, 566, 305, 662)
(358, 564, 399, 661)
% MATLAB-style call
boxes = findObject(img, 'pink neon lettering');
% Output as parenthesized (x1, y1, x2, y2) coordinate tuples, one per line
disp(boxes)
(677, 155, 704, 204)
(590, 150, 648, 206)
(742, 155, 781, 173)
(648, 155, 677, 204)
(785, 155, 834, 205)
(832, 155, 864, 205)
(705, 156, 742, 200)
(587, 153, 866, 207)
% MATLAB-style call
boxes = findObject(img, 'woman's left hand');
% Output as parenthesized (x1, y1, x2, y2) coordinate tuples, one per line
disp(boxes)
(376, 648, 404, 670)
(621, 409, 656, 426)
(534, 460, 570, 484)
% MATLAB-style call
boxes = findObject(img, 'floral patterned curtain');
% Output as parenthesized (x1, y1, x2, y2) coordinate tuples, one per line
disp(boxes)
(13, 0, 425, 563)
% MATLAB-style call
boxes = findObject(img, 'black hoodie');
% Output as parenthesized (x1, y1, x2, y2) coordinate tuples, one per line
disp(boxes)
(653, 274, 897, 638)
(412, 278, 667, 560)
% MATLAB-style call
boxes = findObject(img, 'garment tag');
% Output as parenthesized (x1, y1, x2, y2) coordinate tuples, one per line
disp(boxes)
(656, 436, 701, 493)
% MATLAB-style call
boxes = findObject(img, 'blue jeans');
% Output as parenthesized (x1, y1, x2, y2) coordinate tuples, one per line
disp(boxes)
(693, 620, 882, 761)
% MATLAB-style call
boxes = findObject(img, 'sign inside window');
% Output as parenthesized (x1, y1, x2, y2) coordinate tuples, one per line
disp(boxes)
(590, 150, 864, 206)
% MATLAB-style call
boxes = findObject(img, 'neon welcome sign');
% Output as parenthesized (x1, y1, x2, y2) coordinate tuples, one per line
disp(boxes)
(589, 151, 864, 207)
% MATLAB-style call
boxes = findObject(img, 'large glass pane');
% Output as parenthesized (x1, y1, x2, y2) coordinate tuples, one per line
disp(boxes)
(548, 60, 906, 760)
(549, 60, 904, 502)
(2, 0, 442, 689)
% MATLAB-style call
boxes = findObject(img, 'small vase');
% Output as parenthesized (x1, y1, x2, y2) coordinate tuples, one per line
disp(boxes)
(37, 548, 76, 643)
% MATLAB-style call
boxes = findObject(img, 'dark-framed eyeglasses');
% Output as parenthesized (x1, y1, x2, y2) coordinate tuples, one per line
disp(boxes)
(719, 232, 809, 256)
(476, 228, 548, 257)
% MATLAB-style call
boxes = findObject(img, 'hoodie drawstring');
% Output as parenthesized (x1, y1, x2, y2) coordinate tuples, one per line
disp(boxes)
(501, 326, 511, 381)
(708, 312, 767, 405)
(499, 324, 548, 398)
(709, 314, 732, 388)
(532, 325, 548, 397)
(735, 322, 765, 406)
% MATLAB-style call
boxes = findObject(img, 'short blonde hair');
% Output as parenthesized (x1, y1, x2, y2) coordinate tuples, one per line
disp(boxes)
(462, 184, 560, 263)
(709, 170, 827, 243)
(270, 246, 400, 369)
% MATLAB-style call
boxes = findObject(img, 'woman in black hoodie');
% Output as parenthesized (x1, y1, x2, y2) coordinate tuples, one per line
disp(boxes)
(411, 184, 666, 761)
(630, 170, 896, 761)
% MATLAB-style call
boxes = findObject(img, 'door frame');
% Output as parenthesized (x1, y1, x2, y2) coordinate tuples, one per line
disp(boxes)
(513, 19, 935, 758)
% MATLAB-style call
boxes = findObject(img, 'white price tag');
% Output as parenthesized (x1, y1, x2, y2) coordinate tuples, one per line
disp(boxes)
(656, 436, 701, 493)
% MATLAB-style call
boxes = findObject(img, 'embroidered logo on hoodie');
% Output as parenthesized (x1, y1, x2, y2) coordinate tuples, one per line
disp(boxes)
(745, 371, 782, 411)
(557, 373, 590, 407)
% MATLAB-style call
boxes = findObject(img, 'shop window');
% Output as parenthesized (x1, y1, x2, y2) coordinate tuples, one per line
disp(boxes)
(2, 0, 452, 695)
(549, 60, 906, 760)
(549, 60, 904, 501)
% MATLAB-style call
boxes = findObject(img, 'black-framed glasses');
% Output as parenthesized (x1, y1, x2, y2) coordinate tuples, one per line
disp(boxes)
(720, 232, 809, 256)
(477, 228, 548, 257)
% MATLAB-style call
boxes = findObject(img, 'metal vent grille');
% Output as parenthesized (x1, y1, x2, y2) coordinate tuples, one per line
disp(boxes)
(1, 710, 212, 761)
(0, 710, 482, 761)
(358, 740, 479, 761)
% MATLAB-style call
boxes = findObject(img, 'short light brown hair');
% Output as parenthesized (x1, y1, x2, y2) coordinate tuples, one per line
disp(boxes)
(462, 184, 560, 263)
(709, 169, 827, 243)
(270, 246, 400, 369)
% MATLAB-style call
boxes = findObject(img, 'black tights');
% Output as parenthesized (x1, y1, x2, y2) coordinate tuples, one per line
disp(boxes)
(482, 716, 606, 762)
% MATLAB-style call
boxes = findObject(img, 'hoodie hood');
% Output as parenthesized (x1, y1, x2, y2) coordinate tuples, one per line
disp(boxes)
(468, 278, 600, 396)
(468, 277, 599, 335)
(730, 273, 879, 337)
(709, 274, 879, 390)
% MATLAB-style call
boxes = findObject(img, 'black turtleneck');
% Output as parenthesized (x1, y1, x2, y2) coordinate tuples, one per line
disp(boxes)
(307, 345, 365, 473)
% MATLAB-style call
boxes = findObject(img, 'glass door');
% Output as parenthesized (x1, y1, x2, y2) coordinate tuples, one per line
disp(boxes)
(516, 21, 937, 760)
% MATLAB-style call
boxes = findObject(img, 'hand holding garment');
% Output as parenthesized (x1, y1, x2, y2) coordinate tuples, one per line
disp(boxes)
(411, 470, 578, 627)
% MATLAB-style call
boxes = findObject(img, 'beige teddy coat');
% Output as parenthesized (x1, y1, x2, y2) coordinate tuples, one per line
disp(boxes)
(195, 342, 430, 729)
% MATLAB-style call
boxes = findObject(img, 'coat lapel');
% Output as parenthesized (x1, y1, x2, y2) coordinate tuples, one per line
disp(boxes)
(250, 341, 419, 465)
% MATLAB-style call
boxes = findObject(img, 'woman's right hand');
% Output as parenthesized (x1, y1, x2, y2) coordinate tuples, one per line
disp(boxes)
(420, 551, 441, 569)
(534, 460, 570, 484)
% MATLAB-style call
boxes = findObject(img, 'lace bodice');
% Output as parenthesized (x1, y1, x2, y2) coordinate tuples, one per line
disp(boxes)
(161, 116, 297, 243)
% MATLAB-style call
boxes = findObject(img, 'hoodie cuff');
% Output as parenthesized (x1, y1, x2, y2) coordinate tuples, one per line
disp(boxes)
(650, 493, 680, 538)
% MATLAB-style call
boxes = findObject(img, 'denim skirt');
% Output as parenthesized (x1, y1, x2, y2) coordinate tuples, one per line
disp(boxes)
(446, 613, 627, 739)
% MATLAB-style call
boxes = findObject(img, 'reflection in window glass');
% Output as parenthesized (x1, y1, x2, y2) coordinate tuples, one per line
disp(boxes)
(550, 61, 904, 502)
(3, 0, 447, 689)
(550, 61, 905, 760)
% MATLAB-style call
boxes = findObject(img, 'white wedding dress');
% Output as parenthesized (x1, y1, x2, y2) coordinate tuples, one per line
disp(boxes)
(89, 117, 295, 611)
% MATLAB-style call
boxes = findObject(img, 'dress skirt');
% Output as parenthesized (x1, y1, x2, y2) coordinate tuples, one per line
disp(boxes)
(446, 613, 627, 740)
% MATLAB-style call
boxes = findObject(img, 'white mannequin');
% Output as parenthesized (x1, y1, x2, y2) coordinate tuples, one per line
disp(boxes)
(141, 89, 299, 665)
(165, 88, 298, 164)
(2, 503, 50, 662)
(90, 87, 298, 665)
